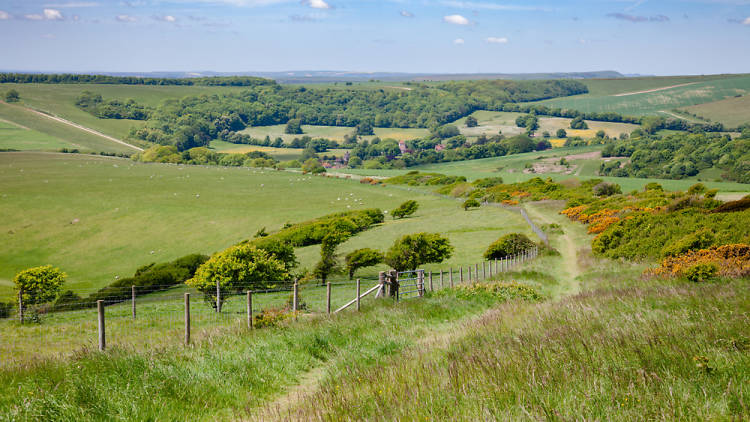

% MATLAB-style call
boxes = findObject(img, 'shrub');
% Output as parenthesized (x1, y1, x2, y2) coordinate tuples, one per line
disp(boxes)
(267, 209, 383, 247)
(711, 196, 750, 213)
(687, 183, 706, 195)
(14, 265, 66, 307)
(253, 307, 293, 328)
(51, 290, 85, 311)
(644, 182, 663, 191)
(302, 158, 325, 174)
(463, 198, 481, 211)
(592, 182, 622, 197)
(472, 177, 504, 188)
(392, 200, 419, 219)
(385, 233, 453, 272)
(0, 301, 13, 319)
(661, 229, 715, 257)
(684, 263, 718, 282)
(345, 248, 384, 279)
(484, 233, 536, 260)
(188, 243, 290, 310)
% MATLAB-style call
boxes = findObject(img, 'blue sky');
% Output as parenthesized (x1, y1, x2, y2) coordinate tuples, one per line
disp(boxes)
(0, 0, 749, 75)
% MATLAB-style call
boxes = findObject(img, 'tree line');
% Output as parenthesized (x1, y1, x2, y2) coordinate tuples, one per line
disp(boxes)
(0, 73, 275, 87)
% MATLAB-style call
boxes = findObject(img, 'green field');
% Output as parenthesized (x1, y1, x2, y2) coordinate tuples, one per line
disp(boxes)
(453, 110, 640, 141)
(340, 146, 750, 194)
(679, 94, 750, 128)
(0, 102, 138, 154)
(240, 124, 429, 143)
(0, 83, 244, 140)
(0, 119, 77, 151)
(533, 74, 750, 120)
(0, 152, 530, 299)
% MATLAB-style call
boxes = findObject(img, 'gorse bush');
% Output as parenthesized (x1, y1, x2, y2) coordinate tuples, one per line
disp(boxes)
(384, 171, 466, 186)
(385, 233, 453, 272)
(392, 200, 419, 219)
(661, 229, 715, 257)
(710, 195, 750, 213)
(646, 244, 750, 280)
(262, 209, 384, 247)
(484, 233, 536, 260)
(14, 265, 66, 307)
(683, 263, 718, 282)
(345, 248, 384, 279)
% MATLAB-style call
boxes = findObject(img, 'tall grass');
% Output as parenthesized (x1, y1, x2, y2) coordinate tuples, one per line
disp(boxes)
(278, 273, 750, 420)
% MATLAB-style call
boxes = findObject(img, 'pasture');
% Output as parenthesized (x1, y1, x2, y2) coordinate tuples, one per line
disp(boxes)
(0, 152, 530, 299)
(239, 124, 429, 143)
(453, 110, 639, 141)
(678, 94, 750, 128)
(534, 74, 750, 119)
(340, 145, 750, 194)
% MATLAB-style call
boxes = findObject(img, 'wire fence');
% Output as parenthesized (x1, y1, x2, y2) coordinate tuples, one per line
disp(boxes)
(0, 247, 539, 368)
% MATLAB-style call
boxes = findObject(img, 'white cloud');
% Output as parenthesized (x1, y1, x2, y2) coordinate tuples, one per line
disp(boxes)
(453, 38, 465, 44)
(744, 16, 750, 25)
(43, 2, 99, 7)
(485, 36, 508, 44)
(443, 14, 469, 25)
(116, 14, 137, 22)
(25, 14, 45, 20)
(44, 9, 64, 20)
(400, 10, 414, 18)
(154, 14, 177, 22)
(0, 11, 10, 20)
(304, 0, 330, 9)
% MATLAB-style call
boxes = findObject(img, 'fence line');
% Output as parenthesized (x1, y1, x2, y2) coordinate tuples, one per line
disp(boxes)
(2, 247, 539, 365)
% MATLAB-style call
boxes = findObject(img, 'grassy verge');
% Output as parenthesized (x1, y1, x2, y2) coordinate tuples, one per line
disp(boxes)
(0, 282, 537, 421)
(278, 268, 750, 420)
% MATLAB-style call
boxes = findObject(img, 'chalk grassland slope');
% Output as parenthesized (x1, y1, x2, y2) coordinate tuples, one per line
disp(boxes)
(0, 102, 136, 154)
(0, 152, 529, 299)
(339, 146, 750, 194)
(533, 74, 750, 118)
(452, 110, 639, 140)
(239, 124, 429, 143)
(0, 120, 77, 151)
(0, 83, 244, 140)
(679, 94, 750, 128)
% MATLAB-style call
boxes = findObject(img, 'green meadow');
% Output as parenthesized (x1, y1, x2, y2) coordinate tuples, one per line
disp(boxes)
(0, 152, 529, 299)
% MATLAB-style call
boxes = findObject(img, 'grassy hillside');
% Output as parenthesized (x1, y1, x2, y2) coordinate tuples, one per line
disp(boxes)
(0, 152, 529, 299)
(534, 74, 750, 119)
(340, 146, 750, 194)
(0, 102, 137, 154)
(0, 83, 243, 140)
(0, 120, 77, 151)
(678, 94, 750, 128)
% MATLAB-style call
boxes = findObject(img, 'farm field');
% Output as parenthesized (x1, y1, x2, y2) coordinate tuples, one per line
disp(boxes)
(0, 120, 77, 151)
(239, 124, 429, 143)
(340, 146, 750, 194)
(452, 110, 639, 141)
(0, 83, 245, 140)
(678, 94, 750, 128)
(533, 74, 750, 120)
(0, 101, 138, 154)
(208, 139, 347, 161)
(0, 152, 530, 299)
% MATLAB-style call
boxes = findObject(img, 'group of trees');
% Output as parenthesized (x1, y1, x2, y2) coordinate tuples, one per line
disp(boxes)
(76, 91, 150, 120)
(4, 89, 19, 102)
(0, 73, 275, 87)
(600, 131, 750, 182)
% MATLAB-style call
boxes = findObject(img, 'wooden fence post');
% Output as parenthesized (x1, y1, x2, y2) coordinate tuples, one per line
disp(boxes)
(247, 291, 253, 329)
(215, 279, 221, 313)
(293, 282, 299, 314)
(184, 293, 190, 346)
(483, 261, 487, 279)
(18, 289, 23, 324)
(97, 300, 105, 351)
(468, 266, 472, 282)
(460, 267, 464, 283)
(429, 271, 433, 292)
(418, 270, 425, 297)
(450, 268, 454, 287)
(392, 270, 399, 302)
(440, 269, 444, 289)
(356, 279, 361, 311)
(131, 285, 136, 319)
(326, 282, 332, 314)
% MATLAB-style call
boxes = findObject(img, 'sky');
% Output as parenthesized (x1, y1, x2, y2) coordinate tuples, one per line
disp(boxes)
(0, 0, 749, 75)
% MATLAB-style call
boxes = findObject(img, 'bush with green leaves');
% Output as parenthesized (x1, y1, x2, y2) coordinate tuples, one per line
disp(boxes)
(392, 200, 419, 219)
(684, 263, 718, 282)
(592, 182, 622, 197)
(302, 158, 325, 174)
(463, 198, 481, 211)
(188, 243, 290, 310)
(14, 265, 66, 307)
(484, 233, 536, 260)
(313, 229, 351, 284)
(0, 301, 14, 319)
(385, 233, 453, 272)
(345, 248, 384, 279)
(661, 229, 715, 258)
(266, 209, 383, 247)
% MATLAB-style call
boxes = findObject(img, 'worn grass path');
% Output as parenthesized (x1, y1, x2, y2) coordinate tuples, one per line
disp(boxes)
(252, 200, 587, 420)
